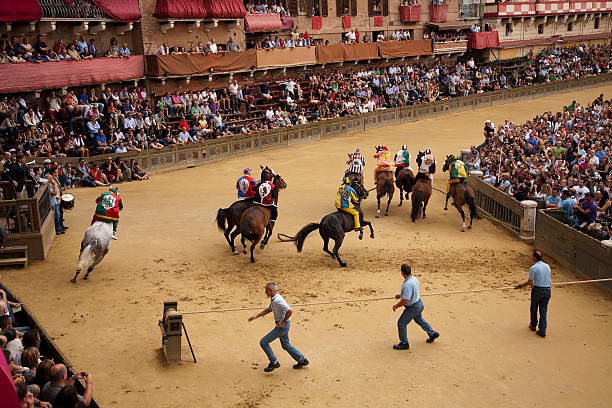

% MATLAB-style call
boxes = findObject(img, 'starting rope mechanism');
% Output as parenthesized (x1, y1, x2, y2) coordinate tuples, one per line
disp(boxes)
(178, 278, 612, 316)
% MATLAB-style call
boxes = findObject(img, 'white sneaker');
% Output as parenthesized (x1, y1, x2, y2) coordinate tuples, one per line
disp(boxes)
(112, 233, 118, 240)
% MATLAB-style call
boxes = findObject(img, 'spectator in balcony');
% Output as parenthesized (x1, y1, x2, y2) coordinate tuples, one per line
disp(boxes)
(40, 364, 93, 406)
(76, 35, 88, 54)
(34, 35, 49, 57)
(209, 39, 218, 53)
(86, 117, 100, 141)
(227, 36, 241, 52)
(87, 39, 98, 58)
(155, 42, 170, 56)
(120, 43, 131, 57)
(66, 44, 81, 60)
(107, 38, 120, 57)
(0, 112, 18, 137)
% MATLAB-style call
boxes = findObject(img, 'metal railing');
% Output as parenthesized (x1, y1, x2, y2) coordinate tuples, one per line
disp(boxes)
(460, 3, 481, 19)
(39, 0, 106, 20)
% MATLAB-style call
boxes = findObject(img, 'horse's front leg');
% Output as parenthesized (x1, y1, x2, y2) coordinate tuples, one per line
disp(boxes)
(71, 269, 80, 283)
(385, 195, 392, 216)
(376, 197, 381, 218)
(230, 228, 241, 254)
(241, 236, 247, 254)
(398, 186, 403, 207)
(444, 192, 451, 210)
(84, 251, 105, 280)
(261, 224, 274, 249)
(250, 236, 260, 263)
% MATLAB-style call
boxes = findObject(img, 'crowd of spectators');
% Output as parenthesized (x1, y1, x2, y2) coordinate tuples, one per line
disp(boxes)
(250, 30, 317, 49)
(472, 94, 611, 240)
(245, 0, 291, 16)
(2, 286, 94, 407)
(0, 34, 131, 64)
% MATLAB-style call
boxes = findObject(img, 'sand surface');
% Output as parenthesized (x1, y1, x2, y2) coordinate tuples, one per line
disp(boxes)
(3, 85, 612, 408)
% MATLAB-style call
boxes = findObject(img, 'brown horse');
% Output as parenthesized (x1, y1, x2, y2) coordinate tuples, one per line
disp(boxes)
(410, 173, 432, 222)
(375, 169, 394, 217)
(442, 155, 479, 231)
(395, 167, 414, 207)
(239, 173, 287, 262)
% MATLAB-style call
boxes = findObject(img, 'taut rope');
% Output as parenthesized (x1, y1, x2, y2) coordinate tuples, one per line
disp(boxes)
(179, 278, 612, 315)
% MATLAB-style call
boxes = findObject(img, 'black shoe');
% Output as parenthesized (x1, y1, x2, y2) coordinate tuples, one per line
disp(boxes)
(62, 226, 69, 230)
(293, 358, 309, 369)
(426, 332, 440, 343)
(263, 361, 280, 372)
(393, 343, 410, 350)
(529, 325, 536, 332)
(536, 330, 546, 338)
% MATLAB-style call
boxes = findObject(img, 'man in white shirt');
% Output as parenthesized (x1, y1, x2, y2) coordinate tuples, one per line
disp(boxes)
(209, 39, 218, 53)
(248, 282, 309, 372)
(573, 179, 590, 201)
(177, 127, 192, 143)
(154, 43, 169, 56)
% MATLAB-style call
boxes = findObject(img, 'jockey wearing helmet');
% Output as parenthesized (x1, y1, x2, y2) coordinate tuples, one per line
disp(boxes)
(255, 179, 278, 224)
(236, 168, 258, 199)
(394, 144, 412, 178)
(91, 186, 123, 240)
(418, 148, 437, 181)
(346, 148, 365, 176)
(446, 154, 469, 193)
(373, 146, 393, 184)
(335, 177, 361, 232)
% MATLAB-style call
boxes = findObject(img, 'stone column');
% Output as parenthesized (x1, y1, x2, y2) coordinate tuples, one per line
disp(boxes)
(460, 149, 471, 163)
(519, 200, 538, 242)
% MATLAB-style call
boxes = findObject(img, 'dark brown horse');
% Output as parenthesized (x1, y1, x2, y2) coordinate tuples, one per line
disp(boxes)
(374, 147, 395, 218)
(216, 166, 274, 254)
(395, 167, 414, 207)
(410, 173, 432, 222)
(239, 173, 287, 262)
(442, 155, 479, 231)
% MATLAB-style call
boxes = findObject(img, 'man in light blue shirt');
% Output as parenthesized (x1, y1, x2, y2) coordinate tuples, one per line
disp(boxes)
(248, 282, 309, 372)
(392, 264, 439, 350)
(516, 251, 551, 337)
(556, 190, 575, 225)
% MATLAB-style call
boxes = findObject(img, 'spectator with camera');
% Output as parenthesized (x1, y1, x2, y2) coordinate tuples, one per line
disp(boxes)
(40, 363, 93, 406)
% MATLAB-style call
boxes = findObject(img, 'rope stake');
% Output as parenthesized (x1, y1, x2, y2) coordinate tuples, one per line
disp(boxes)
(179, 278, 612, 315)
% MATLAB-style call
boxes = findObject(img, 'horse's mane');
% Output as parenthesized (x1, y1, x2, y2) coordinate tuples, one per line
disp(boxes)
(414, 172, 431, 183)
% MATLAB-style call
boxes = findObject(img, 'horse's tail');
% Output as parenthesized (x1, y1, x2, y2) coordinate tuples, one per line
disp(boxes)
(465, 188, 480, 220)
(77, 244, 93, 271)
(411, 190, 424, 220)
(216, 208, 228, 231)
(240, 216, 259, 241)
(295, 223, 320, 252)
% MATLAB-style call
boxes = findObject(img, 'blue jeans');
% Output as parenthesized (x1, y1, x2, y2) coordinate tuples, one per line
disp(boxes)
(259, 321, 305, 364)
(397, 299, 436, 344)
(52, 202, 62, 233)
(530, 287, 551, 334)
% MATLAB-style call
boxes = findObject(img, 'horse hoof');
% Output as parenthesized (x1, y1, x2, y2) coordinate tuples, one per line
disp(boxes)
(233, 251, 239, 255)
(250, 258, 255, 263)
(461, 228, 465, 232)
(398, 203, 402, 207)
(260, 244, 265, 250)
(375, 215, 380, 218)
(468, 225, 472, 229)
(83, 275, 89, 280)
(70, 278, 76, 284)
(370, 234, 375, 239)
(340, 263, 347, 267)
(444, 207, 448, 211)
(243, 250, 247, 254)
(412, 218, 415, 222)
(384, 213, 389, 216)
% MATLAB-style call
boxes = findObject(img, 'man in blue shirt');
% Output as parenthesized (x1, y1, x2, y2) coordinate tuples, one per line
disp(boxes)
(545, 187, 562, 209)
(555, 190, 575, 225)
(392, 264, 439, 350)
(516, 251, 551, 337)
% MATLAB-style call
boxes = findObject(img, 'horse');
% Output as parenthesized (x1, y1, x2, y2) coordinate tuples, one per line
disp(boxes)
(70, 221, 113, 283)
(344, 171, 363, 186)
(395, 167, 414, 207)
(292, 181, 374, 267)
(374, 146, 395, 218)
(442, 155, 480, 231)
(216, 166, 272, 253)
(239, 173, 287, 263)
(410, 173, 432, 222)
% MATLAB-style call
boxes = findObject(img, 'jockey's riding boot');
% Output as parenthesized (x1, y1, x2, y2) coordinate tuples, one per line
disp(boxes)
(354, 227, 363, 233)
(112, 232, 118, 240)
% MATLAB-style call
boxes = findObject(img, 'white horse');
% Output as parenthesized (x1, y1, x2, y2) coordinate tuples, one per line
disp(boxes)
(71, 221, 113, 283)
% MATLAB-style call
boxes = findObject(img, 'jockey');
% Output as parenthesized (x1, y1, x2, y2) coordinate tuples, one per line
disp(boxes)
(255, 180, 278, 224)
(373, 146, 393, 184)
(446, 154, 469, 193)
(418, 148, 437, 181)
(236, 168, 258, 199)
(91, 186, 123, 240)
(394, 145, 412, 178)
(346, 148, 365, 176)
(335, 176, 361, 232)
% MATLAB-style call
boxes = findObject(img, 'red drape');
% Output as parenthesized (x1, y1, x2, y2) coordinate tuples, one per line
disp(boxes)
(245, 13, 282, 32)
(467, 31, 500, 50)
(204, 0, 247, 18)
(155, 0, 207, 19)
(312, 16, 323, 30)
(342, 15, 351, 29)
(281, 17, 294, 30)
(92, 0, 141, 21)
(63, 0, 75, 4)
(429, 4, 447, 23)
(0, 0, 41, 22)
(374, 16, 383, 26)
(400, 5, 421, 22)
(0, 56, 144, 94)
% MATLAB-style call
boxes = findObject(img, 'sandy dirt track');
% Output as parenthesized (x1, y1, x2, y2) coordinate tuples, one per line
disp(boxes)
(3, 85, 612, 408)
